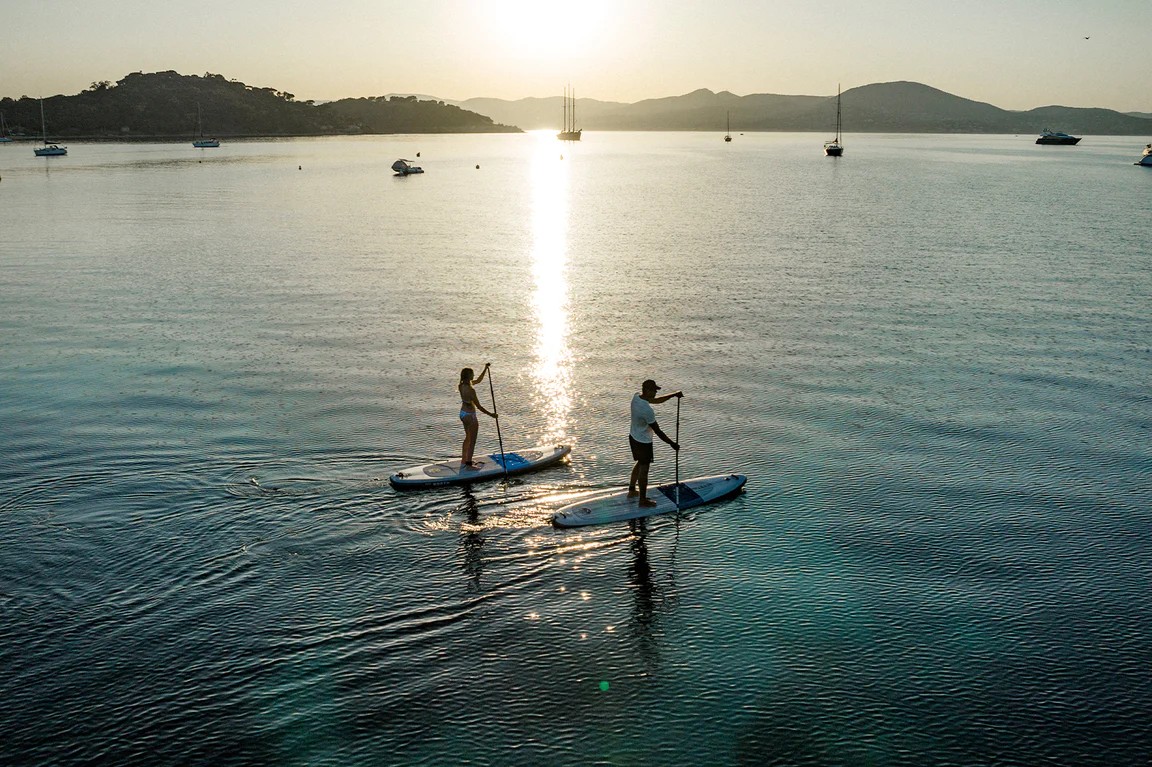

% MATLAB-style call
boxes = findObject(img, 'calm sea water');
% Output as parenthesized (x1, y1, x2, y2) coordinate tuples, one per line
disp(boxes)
(2, 132, 1150, 766)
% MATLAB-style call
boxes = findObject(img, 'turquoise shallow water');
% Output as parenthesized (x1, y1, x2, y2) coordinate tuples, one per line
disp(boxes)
(2, 133, 1150, 765)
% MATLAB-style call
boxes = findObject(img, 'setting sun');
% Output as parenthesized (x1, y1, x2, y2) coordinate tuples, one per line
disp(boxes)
(472, 0, 613, 60)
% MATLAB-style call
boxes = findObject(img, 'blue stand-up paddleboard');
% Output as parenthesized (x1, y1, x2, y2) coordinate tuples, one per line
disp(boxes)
(552, 473, 747, 528)
(389, 444, 572, 489)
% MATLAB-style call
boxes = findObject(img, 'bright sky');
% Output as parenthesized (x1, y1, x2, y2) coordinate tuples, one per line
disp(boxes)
(4, 0, 1148, 112)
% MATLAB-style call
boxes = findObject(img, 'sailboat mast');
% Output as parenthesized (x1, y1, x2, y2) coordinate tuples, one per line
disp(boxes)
(572, 88, 576, 132)
(40, 98, 47, 143)
(835, 84, 842, 142)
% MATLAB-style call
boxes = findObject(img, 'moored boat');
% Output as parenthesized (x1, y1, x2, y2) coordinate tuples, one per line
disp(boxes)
(33, 99, 66, 157)
(824, 84, 844, 156)
(391, 158, 424, 175)
(1036, 130, 1081, 145)
(34, 144, 67, 157)
(557, 85, 581, 141)
(1136, 144, 1152, 167)
(192, 103, 220, 148)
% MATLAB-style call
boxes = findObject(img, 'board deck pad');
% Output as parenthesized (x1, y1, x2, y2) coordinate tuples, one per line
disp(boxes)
(493, 453, 532, 470)
(552, 474, 746, 528)
(420, 451, 531, 478)
(390, 445, 571, 489)
(658, 483, 704, 506)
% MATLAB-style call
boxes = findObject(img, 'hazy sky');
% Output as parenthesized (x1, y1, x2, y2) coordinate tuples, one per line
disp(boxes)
(4, 0, 1148, 111)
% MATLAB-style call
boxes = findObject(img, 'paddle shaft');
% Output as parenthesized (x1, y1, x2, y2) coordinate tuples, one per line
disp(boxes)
(674, 395, 681, 508)
(486, 364, 508, 480)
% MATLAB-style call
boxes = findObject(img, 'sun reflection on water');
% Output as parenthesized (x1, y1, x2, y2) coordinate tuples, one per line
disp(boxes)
(529, 131, 573, 443)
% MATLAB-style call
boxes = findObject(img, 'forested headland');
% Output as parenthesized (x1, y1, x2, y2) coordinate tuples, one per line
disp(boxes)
(0, 71, 520, 139)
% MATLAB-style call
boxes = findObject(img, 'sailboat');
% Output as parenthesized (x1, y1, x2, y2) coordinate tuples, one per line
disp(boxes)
(193, 104, 220, 148)
(0, 113, 12, 143)
(33, 99, 67, 157)
(557, 85, 581, 141)
(824, 85, 844, 157)
(724, 111, 732, 142)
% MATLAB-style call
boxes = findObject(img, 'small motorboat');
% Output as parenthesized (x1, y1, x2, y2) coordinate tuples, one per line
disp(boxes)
(34, 143, 67, 156)
(1136, 144, 1152, 167)
(392, 158, 424, 175)
(1036, 130, 1081, 145)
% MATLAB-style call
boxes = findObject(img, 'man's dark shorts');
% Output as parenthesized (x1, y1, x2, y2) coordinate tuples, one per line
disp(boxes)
(629, 436, 654, 464)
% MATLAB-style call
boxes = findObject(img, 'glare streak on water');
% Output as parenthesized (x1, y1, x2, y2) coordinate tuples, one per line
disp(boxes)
(1, 133, 1151, 766)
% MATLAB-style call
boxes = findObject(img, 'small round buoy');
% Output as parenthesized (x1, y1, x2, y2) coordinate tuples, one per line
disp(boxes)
(298, 165, 302, 170)
(475, 164, 480, 169)
(416, 152, 421, 158)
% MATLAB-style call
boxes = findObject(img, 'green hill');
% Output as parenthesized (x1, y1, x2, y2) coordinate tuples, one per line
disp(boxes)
(0, 71, 519, 139)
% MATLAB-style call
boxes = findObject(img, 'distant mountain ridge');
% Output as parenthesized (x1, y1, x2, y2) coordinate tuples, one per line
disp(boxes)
(461, 82, 1152, 135)
(4, 72, 1148, 137)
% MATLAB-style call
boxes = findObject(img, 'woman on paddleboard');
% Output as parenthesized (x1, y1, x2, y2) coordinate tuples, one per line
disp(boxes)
(459, 365, 497, 468)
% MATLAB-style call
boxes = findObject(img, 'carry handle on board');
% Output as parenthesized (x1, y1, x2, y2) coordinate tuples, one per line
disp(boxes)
(486, 362, 508, 480)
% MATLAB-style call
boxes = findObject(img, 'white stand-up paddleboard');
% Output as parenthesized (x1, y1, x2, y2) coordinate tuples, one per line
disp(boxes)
(389, 444, 571, 489)
(552, 473, 747, 528)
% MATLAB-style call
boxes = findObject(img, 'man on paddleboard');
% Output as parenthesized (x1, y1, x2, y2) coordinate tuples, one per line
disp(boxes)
(629, 379, 682, 507)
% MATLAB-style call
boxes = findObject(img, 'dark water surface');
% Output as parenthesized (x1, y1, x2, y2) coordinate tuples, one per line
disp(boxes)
(2, 133, 1150, 765)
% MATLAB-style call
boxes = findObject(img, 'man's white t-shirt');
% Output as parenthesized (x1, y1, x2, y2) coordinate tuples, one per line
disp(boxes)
(630, 393, 656, 443)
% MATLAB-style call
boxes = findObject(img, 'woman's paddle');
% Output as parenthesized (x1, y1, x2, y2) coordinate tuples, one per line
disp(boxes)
(486, 362, 508, 480)
(674, 394, 681, 508)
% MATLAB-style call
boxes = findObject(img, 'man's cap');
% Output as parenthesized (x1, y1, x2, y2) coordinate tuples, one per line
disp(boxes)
(642, 379, 661, 390)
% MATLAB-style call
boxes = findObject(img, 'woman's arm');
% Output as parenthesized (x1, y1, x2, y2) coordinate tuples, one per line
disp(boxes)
(472, 363, 489, 385)
(463, 384, 496, 417)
